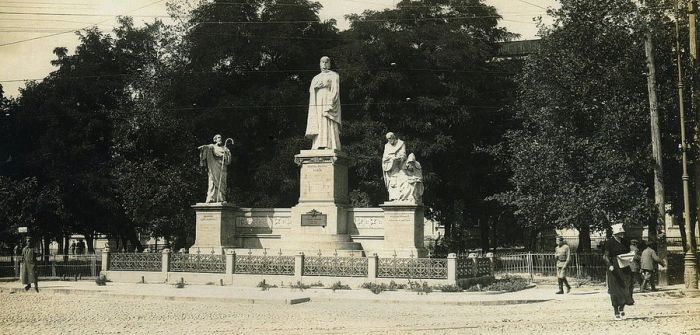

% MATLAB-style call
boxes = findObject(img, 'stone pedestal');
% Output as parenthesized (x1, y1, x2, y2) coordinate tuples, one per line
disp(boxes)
(190, 203, 238, 254)
(377, 202, 427, 257)
(280, 150, 363, 255)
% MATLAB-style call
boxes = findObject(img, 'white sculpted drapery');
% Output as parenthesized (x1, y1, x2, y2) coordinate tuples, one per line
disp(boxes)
(305, 56, 341, 150)
(198, 135, 231, 203)
(382, 134, 406, 201)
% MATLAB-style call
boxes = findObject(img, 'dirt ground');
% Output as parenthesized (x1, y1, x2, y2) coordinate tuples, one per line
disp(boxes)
(0, 287, 698, 335)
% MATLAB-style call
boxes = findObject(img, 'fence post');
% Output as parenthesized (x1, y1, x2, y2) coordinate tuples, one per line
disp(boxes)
(101, 247, 110, 272)
(447, 253, 457, 283)
(526, 252, 533, 283)
(368, 253, 378, 280)
(161, 248, 170, 273)
(486, 252, 495, 276)
(225, 249, 235, 275)
(294, 252, 304, 279)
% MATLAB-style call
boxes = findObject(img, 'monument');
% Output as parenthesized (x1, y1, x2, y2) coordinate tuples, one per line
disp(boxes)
(281, 56, 363, 255)
(190, 135, 235, 254)
(380, 133, 428, 257)
(190, 57, 427, 257)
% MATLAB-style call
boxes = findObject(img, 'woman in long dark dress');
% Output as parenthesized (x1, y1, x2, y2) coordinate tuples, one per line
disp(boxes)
(604, 224, 634, 320)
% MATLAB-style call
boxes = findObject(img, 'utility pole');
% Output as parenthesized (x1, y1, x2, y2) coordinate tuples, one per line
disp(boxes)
(683, 0, 700, 291)
(637, 0, 667, 284)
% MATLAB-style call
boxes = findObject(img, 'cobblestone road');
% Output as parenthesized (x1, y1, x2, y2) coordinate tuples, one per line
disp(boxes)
(0, 288, 698, 334)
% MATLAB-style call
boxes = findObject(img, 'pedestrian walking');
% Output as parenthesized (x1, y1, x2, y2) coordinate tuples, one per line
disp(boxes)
(629, 239, 642, 291)
(555, 235, 571, 294)
(603, 224, 634, 320)
(640, 241, 665, 292)
(70, 241, 76, 255)
(20, 236, 39, 292)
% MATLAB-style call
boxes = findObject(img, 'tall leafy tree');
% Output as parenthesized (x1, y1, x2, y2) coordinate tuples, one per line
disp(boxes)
(494, 0, 682, 251)
(331, 0, 517, 251)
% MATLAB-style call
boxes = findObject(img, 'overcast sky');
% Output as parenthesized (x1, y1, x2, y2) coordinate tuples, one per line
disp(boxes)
(0, 0, 558, 98)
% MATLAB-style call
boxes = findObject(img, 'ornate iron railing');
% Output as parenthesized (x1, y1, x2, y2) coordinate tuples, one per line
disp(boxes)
(234, 255, 294, 275)
(456, 257, 475, 278)
(170, 253, 225, 273)
(378, 257, 448, 279)
(109, 253, 161, 272)
(456, 256, 493, 279)
(304, 256, 368, 277)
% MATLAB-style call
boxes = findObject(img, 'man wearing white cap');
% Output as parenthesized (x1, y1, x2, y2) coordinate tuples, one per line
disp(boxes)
(603, 223, 634, 320)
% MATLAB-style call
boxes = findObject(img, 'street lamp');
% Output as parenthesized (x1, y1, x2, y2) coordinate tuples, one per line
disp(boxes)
(674, 0, 699, 292)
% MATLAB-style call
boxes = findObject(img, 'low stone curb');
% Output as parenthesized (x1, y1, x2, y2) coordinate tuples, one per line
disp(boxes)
(0, 287, 311, 305)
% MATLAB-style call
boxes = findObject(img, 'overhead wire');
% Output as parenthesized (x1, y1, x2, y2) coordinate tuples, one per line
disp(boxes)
(0, 0, 166, 47)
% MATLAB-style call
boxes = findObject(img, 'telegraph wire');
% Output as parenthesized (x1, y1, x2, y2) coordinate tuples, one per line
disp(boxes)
(0, 0, 166, 47)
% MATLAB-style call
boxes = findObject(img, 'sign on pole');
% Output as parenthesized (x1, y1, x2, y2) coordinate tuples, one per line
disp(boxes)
(17, 227, 27, 233)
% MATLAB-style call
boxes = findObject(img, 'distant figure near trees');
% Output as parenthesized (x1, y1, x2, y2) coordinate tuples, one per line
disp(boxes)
(306, 56, 341, 150)
(198, 134, 232, 203)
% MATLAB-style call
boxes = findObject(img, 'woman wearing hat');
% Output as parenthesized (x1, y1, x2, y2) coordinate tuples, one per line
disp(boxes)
(604, 224, 634, 320)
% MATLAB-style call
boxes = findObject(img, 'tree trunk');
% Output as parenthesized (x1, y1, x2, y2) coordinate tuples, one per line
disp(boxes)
(577, 224, 591, 253)
(84, 233, 95, 254)
(644, 29, 664, 242)
(479, 216, 490, 253)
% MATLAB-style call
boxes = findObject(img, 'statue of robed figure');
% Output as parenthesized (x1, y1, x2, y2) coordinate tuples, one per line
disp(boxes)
(198, 134, 232, 203)
(305, 56, 341, 150)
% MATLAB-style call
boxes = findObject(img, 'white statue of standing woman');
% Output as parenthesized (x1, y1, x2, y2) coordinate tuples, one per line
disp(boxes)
(305, 56, 341, 150)
(198, 134, 232, 203)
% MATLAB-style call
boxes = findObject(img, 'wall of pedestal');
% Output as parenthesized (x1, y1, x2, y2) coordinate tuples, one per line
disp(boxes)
(226, 207, 387, 254)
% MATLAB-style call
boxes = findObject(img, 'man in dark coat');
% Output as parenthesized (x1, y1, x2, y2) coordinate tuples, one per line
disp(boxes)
(21, 236, 38, 292)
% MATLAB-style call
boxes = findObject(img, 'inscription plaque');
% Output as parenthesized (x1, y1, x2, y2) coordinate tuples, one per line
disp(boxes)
(301, 209, 327, 227)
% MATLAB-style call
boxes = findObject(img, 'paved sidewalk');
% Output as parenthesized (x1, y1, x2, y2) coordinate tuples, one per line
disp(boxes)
(0, 280, 685, 305)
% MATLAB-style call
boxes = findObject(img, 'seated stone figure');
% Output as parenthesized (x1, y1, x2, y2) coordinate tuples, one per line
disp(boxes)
(397, 153, 424, 205)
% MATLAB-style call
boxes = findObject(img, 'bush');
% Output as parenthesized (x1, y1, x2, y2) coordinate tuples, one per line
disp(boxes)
(257, 279, 277, 291)
(407, 280, 432, 295)
(290, 281, 310, 291)
(309, 281, 324, 288)
(435, 284, 462, 292)
(361, 282, 388, 294)
(457, 275, 496, 290)
(95, 275, 109, 286)
(330, 281, 351, 292)
(485, 275, 529, 292)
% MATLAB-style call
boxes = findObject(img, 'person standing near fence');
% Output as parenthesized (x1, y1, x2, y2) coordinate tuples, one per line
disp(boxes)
(640, 241, 665, 292)
(555, 236, 572, 294)
(20, 236, 38, 292)
(604, 224, 634, 320)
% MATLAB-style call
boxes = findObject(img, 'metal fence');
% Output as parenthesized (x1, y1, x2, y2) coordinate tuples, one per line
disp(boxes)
(234, 255, 295, 275)
(493, 252, 608, 282)
(304, 256, 368, 277)
(455, 256, 493, 279)
(170, 253, 225, 273)
(377, 257, 448, 279)
(0, 254, 102, 279)
(109, 252, 161, 272)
